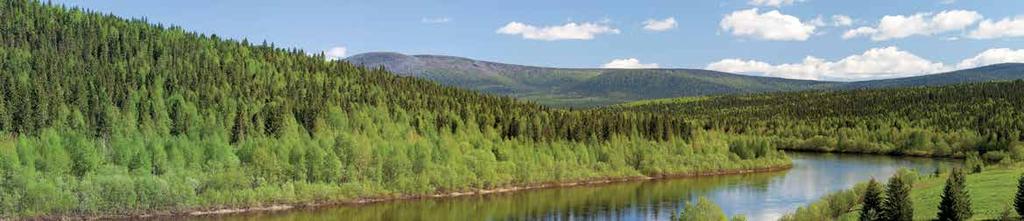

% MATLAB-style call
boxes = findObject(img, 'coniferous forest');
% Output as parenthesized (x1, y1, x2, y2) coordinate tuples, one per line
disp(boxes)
(0, 1, 789, 218)
(616, 81, 1024, 159)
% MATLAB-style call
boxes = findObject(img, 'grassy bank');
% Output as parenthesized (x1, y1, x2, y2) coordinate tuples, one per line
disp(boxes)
(783, 164, 1024, 220)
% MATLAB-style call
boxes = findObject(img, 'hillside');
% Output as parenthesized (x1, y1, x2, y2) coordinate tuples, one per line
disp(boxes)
(348, 52, 1024, 107)
(346, 52, 834, 107)
(839, 63, 1024, 89)
(0, 1, 787, 218)
(614, 80, 1024, 157)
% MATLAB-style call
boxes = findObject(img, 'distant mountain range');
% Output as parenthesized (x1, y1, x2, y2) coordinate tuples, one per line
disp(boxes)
(346, 52, 1024, 107)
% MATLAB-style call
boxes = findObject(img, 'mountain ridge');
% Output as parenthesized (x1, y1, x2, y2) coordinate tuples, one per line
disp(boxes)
(347, 52, 1024, 107)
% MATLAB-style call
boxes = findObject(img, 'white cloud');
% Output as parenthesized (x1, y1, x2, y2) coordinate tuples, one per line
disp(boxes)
(496, 21, 620, 41)
(968, 16, 1024, 39)
(842, 27, 877, 39)
(832, 15, 854, 26)
(602, 58, 660, 69)
(421, 17, 452, 24)
(324, 47, 347, 60)
(957, 48, 1024, 69)
(810, 15, 853, 27)
(809, 16, 827, 27)
(843, 10, 982, 41)
(720, 9, 816, 41)
(707, 47, 948, 81)
(748, 0, 802, 7)
(643, 17, 677, 32)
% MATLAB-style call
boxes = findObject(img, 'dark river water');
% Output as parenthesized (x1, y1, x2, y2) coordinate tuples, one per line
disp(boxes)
(191, 152, 958, 221)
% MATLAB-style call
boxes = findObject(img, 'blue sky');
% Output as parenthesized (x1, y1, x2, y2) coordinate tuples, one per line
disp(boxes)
(52, 0, 1024, 81)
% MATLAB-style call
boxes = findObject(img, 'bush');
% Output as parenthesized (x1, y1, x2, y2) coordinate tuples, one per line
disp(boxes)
(676, 196, 728, 221)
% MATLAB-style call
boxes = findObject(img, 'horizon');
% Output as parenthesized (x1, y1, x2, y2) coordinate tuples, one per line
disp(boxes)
(49, 0, 1024, 81)
(347, 51, 1024, 82)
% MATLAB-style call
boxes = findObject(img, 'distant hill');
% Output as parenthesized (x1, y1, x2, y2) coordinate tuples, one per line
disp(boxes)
(346, 52, 833, 107)
(839, 63, 1024, 89)
(346, 52, 1024, 107)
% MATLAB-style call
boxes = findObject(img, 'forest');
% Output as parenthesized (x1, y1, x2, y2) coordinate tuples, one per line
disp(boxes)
(616, 81, 1024, 159)
(0, 1, 789, 218)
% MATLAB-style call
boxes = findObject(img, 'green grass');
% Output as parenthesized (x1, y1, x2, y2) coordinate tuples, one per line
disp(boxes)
(909, 165, 1023, 220)
(833, 165, 1024, 220)
(787, 165, 1024, 221)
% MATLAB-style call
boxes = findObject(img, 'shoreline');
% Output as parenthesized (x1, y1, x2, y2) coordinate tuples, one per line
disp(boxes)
(46, 163, 793, 220)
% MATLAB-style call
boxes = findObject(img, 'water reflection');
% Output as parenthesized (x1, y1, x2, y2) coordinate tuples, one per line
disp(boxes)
(191, 152, 957, 221)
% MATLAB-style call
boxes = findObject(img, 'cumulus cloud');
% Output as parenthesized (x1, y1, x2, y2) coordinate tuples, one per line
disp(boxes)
(707, 47, 948, 81)
(957, 48, 1024, 69)
(643, 17, 677, 31)
(843, 10, 982, 41)
(421, 17, 452, 24)
(324, 47, 347, 60)
(602, 58, 660, 69)
(748, 0, 802, 7)
(720, 9, 816, 41)
(496, 21, 620, 41)
(968, 16, 1024, 39)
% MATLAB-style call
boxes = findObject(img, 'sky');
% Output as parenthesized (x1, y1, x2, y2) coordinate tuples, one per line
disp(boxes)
(51, 0, 1024, 81)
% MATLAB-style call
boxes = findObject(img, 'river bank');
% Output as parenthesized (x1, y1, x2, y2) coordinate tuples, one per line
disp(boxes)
(38, 163, 793, 220)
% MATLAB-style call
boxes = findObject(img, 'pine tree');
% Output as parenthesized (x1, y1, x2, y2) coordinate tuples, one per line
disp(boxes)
(937, 168, 972, 221)
(881, 175, 913, 221)
(860, 178, 883, 221)
(1015, 173, 1024, 218)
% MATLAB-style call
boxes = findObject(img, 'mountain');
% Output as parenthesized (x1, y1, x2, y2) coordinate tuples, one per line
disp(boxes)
(347, 52, 1024, 107)
(346, 52, 835, 107)
(839, 63, 1024, 89)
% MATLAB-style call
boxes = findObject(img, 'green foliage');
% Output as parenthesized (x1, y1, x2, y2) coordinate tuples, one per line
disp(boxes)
(617, 80, 1024, 158)
(675, 196, 728, 221)
(0, 1, 791, 218)
(861, 179, 883, 221)
(965, 152, 985, 173)
(937, 168, 972, 221)
(881, 175, 913, 221)
(1015, 174, 1024, 218)
(780, 182, 864, 221)
(729, 215, 747, 221)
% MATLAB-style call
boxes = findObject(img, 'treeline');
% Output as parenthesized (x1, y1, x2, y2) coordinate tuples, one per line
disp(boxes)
(0, 0, 787, 218)
(615, 81, 1024, 159)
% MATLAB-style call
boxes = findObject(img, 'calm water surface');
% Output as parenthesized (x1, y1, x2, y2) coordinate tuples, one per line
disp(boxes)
(193, 153, 957, 221)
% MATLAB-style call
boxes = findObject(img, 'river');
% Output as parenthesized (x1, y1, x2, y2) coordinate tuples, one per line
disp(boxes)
(190, 152, 958, 221)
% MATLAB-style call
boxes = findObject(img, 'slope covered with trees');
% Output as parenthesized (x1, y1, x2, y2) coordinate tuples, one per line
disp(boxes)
(616, 80, 1024, 158)
(347, 52, 1024, 108)
(346, 52, 834, 107)
(0, 1, 788, 218)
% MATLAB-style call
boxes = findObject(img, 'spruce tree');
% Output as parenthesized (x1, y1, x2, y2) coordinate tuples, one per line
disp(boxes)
(1015, 173, 1024, 218)
(860, 178, 883, 221)
(881, 175, 913, 221)
(937, 168, 972, 221)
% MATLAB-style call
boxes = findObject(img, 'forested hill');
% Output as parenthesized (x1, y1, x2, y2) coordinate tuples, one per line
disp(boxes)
(345, 52, 834, 107)
(0, 1, 790, 218)
(615, 80, 1024, 157)
(347, 52, 1024, 107)
(838, 63, 1024, 89)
